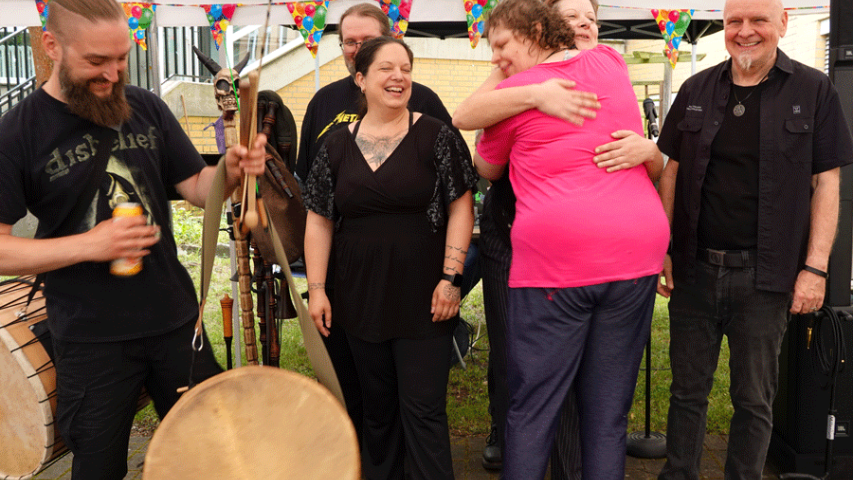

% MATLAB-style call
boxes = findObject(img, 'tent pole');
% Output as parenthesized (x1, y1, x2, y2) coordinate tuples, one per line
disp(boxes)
(692, 42, 697, 75)
(148, 14, 161, 97)
(661, 62, 673, 135)
(315, 54, 320, 92)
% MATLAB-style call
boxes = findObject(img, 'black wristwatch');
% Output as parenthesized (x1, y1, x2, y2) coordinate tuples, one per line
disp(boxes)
(441, 273, 464, 287)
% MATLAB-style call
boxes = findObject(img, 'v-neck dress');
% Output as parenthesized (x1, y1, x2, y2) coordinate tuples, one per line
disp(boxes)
(305, 114, 477, 342)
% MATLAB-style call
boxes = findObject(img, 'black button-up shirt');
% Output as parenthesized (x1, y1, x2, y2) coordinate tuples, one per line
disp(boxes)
(658, 49, 853, 292)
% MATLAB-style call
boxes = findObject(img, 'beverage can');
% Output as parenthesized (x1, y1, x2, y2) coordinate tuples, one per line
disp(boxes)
(111, 202, 144, 276)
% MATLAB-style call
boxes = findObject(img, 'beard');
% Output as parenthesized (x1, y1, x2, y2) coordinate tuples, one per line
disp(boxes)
(734, 52, 754, 74)
(59, 61, 132, 127)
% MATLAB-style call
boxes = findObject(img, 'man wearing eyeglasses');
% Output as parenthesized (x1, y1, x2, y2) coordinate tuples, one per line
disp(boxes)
(296, 2, 456, 183)
(295, 1, 462, 452)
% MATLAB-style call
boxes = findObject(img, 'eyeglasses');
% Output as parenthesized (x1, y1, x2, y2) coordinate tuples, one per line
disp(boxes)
(340, 40, 366, 51)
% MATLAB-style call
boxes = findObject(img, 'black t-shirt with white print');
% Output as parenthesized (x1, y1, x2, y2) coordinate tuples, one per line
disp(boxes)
(0, 86, 206, 342)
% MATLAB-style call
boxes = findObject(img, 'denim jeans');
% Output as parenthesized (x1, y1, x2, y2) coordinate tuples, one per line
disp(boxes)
(659, 260, 791, 480)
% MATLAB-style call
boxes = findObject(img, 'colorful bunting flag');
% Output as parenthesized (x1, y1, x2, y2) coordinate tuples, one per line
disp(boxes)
(35, 0, 50, 31)
(378, 0, 412, 39)
(464, 0, 498, 49)
(123, 3, 156, 50)
(203, 4, 238, 50)
(287, 1, 328, 58)
(651, 8, 693, 69)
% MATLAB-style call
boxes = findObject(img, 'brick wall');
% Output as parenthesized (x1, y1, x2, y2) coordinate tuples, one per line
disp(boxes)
(178, 114, 222, 154)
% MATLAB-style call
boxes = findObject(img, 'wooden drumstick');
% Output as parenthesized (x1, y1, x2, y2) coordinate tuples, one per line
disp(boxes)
(220, 294, 234, 370)
(238, 71, 260, 231)
(180, 94, 192, 133)
(256, 197, 268, 229)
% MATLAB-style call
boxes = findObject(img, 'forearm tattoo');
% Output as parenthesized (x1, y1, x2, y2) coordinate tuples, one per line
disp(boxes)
(444, 283, 461, 302)
(355, 131, 406, 170)
(444, 244, 466, 274)
(308, 282, 326, 291)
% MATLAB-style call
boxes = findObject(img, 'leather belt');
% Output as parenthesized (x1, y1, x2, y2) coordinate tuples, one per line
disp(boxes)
(699, 248, 757, 268)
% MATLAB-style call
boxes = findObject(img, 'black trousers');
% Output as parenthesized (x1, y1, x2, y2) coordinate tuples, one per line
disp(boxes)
(347, 332, 455, 480)
(53, 320, 222, 480)
(479, 203, 581, 480)
(321, 245, 481, 458)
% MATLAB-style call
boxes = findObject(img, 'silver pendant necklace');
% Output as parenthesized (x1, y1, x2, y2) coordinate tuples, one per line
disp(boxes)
(732, 89, 754, 117)
(732, 72, 770, 117)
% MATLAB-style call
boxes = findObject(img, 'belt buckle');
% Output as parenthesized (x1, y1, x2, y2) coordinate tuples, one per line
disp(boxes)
(708, 249, 725, 266)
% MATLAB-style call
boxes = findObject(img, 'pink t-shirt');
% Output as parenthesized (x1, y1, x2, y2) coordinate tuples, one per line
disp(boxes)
(477, 45, 669, 288)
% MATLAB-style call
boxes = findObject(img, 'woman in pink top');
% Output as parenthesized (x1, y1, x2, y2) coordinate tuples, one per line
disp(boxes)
(469, 1, 669, 478)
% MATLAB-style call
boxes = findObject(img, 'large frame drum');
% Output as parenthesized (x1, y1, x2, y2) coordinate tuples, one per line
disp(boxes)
(143, 366, 359, 479)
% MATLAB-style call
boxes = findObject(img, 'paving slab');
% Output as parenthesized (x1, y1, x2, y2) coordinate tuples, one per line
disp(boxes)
(30, 433, 796, 479)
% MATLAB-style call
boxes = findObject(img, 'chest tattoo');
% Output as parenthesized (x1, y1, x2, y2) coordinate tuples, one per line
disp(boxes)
(355, 131, 406, 171)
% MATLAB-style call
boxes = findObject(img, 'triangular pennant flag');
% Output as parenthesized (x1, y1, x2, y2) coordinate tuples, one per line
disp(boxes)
(203, 4, 238, 50)
(651, 8, 693, 69)
(123, 3, 156, 50)
(464, 0, 499, 49)
(287, 1, 328, 58)
(35, 0, 50, 31)
(378, 0, 413, 39)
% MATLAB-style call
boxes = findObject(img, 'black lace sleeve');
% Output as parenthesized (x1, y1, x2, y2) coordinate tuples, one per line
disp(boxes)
(303, 142, 336, 221)
(427, 124, 478, 231)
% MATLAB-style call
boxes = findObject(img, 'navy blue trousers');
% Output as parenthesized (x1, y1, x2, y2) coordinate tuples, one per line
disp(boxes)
(503, 275, 657, 480)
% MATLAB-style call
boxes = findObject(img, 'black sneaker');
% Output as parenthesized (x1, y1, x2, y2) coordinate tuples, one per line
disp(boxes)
(482, 422, 502, 470)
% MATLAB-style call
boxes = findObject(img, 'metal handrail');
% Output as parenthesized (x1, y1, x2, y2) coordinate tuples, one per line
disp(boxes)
(0, 76, 36, 115)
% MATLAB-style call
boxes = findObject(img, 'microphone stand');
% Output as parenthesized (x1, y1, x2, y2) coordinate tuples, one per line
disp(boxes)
(627, 104, 666, 459)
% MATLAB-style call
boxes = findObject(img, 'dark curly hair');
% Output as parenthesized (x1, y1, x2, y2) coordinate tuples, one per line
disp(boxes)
(485, 0, 574, 51)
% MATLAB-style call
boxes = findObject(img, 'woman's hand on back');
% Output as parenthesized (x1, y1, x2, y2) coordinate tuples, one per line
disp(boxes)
(593, 130, 662, 179)
(535, 78, 600, 126)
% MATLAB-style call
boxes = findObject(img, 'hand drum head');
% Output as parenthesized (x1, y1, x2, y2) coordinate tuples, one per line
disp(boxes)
(143, 366, 359, 479)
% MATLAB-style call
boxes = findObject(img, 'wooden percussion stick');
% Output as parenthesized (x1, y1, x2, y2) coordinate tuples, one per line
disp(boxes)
(222, 90, 258, 367)
(238, 71, 260, 231)
(219, 295, 234, 370)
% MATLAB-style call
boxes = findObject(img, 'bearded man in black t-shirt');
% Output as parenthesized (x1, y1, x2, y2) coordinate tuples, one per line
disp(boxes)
(0, 1, 266, 479)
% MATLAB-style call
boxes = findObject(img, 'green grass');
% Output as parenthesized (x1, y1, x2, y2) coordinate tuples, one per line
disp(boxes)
(134, 204, 735, 437)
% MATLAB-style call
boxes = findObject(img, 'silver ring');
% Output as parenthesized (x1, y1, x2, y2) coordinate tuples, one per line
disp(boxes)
(811, 307, 818, 312)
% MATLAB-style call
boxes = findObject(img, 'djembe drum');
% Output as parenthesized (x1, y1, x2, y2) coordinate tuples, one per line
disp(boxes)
(143, 366, 359, 479)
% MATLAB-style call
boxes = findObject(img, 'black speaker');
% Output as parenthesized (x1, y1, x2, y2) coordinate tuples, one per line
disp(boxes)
(826, 0, 853, 307)
(829, 0, 853, 59)
(770, 312, 853, 476)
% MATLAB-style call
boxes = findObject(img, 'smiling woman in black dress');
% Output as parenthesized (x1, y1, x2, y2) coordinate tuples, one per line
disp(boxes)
(303, 36, 477, 480)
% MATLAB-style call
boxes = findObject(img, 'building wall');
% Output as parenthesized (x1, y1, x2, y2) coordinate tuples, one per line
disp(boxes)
(180, 14, 829, 155)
